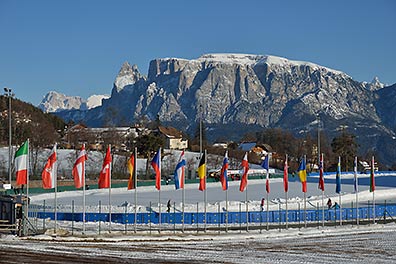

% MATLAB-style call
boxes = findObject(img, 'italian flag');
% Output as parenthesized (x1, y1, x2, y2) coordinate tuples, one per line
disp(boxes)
(15, 140, 29, 186)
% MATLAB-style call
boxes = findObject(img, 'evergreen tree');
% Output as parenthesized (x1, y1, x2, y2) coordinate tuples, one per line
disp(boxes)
(331, 130, 358, 171)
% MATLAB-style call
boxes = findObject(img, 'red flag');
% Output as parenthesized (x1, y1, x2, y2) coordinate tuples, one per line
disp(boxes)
(98, 145, 112, 189)
(72, 144, 87, 189)
(318, 153, 325, 191)
(239, 152, 249, 192)
(151, 148, 161, 190)
(283, 155, 288, 193)
(41, 144, 57, 189)
(370, 156, 375, 192)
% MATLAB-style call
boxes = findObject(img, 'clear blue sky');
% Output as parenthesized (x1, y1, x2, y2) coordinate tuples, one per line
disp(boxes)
(1, 0, 395, 105)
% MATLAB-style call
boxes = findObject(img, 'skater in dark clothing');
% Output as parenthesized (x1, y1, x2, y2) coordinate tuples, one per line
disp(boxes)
(167, 199, 171, 213)
(327, 198, 332, 209)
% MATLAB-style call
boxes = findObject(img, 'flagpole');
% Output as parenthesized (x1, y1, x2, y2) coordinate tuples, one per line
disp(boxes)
(356, 187, 359, 226)
(304, 192, 307, 228)
(373, 189, 375, 224)
(339, 156, 342, 226)
(204, 149, 207, 233)
(134, 147, 137, 233)
(26, 139, 30, 235)
(285, 154, 288, 230)
(246, 185, 249, 232)
(182, 151, 185, 233)
(225, 188, 228, 232)
(321, 153, 324, 228)
(54, 157, 58, 234)
(266, 186, 269, 231)
(109, 145, 112, 233)
(82, 144, 86, 234)
(304, 155, 307, 228)
(372, 156, 375, 225)
(285, 189, 288, 229)
(159, 148, 162, 233)
(355, 156, 359, 227)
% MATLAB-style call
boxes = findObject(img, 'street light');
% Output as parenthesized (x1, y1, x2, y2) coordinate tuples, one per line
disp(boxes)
(4, 87, 14, 186)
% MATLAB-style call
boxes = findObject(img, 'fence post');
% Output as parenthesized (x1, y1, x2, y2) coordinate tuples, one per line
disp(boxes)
(71, 200, 74, 236)
(260, 206, 263, 234)
(99, 200, 101, 235)
(218, 202, 221, 234)
(298, 202, 301, 230)
(239, 202, 242, 233)
(334, 205, 337, 228)
(246, 200, 249, 232)
(317, 202, 320, 229)
(124, 201, 127, 234)
(368, 200, 370, 225)
(196, 202, 199, 233)
(43, 200, 46, 230)
(279, 204, 281, 232)
(173, 201, 176, 234)
(149, 201, 152, 235)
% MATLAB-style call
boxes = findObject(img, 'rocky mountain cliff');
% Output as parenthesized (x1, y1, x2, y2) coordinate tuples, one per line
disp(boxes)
(53, 54, 396, 166)
(39, 91, 109, 113)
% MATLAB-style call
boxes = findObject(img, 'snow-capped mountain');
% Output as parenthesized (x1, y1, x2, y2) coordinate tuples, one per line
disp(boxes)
(102, 53, 380, 126)
(362, 76, 385, 91)
(86, 94, 110, 109)
(52, 53, 395, 165)
(39, 91, 109, 113)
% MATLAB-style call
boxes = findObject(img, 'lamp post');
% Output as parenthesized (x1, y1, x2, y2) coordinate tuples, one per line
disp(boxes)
(4, 87, 14, 185)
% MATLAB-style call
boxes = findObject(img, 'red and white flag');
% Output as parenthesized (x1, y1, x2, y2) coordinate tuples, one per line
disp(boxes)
(239, 152, 249, 192)
(283, 155, 289, 193)
(72, 144, 87, 189)
(41, 144, 57, 189)
(98, 145, 112, 189)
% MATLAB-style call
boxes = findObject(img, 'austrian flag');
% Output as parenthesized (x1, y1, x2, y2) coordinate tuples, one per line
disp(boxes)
(98, 145, 112, 189)
(41, 144, 57, 189)
(72, 144, 88, 189)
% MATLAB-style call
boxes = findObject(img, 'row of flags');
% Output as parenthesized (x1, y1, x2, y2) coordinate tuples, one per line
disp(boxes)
(12, 139, 376, 195)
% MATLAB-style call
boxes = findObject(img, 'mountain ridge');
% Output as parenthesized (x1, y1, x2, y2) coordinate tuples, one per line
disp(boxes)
(47, 53, 395, 166)
(38, 91, 110, 113)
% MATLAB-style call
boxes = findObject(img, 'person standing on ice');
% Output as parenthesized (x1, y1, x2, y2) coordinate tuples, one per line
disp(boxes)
(167, 199, 171, 213)
(261, 198, 265, 211)
(327, 198, 332, 209)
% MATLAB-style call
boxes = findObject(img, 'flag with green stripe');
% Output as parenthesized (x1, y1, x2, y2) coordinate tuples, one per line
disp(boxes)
(15, 140, 29, 185)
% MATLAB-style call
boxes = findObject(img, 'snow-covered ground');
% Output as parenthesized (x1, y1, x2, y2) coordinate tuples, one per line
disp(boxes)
(2, 145, 396, 263)
(1, 223, 396, 263)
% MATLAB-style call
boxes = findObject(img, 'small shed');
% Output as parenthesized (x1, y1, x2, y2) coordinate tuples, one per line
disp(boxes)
(0, 195, 16, 232)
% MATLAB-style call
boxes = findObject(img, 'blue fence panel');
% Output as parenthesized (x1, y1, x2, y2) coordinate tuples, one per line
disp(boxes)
(30, 204, 396, 225)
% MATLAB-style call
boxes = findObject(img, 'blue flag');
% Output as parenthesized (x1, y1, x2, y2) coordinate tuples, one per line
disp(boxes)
(261, 155, 269, 170)
(336, 156, 341, 194)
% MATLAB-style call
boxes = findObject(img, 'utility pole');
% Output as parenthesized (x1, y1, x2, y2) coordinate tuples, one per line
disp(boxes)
(4, 87, 14, 186)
